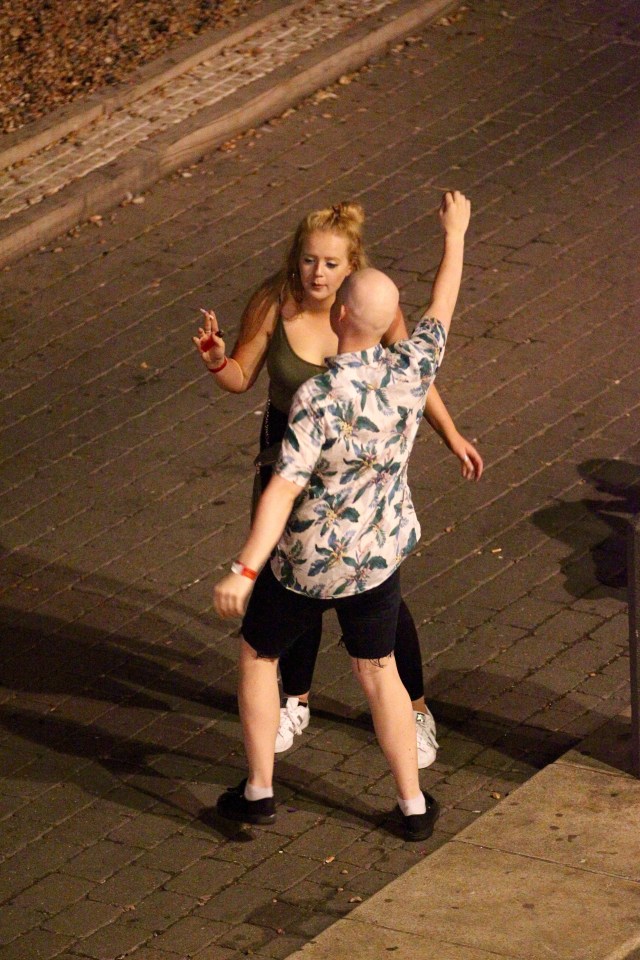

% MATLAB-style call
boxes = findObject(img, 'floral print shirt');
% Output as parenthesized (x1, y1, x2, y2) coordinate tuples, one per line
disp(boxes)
(271, 317, 447, 598)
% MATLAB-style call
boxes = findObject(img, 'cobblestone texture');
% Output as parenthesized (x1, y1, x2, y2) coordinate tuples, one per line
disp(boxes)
(0, 0, 639, 957)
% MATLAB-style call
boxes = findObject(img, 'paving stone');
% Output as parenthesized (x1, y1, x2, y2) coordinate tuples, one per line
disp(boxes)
(60, 840, 143, 883)
(68, 918, 152, 959)
(136, 834, 222, 873)
(8, 873, 94, 915)
(163, 857, 245, 897)
(87, 865, 171, 906)
(242, 853, 319, 893)
(40, 898, 122, 937)
(216, 921, 274, 953)
(0, 928, 74, 959)
(189, 944, 238, 960)
(0, 904, 47, 946)
(117, 888, 199, 933)
(147, 915, 229, 954)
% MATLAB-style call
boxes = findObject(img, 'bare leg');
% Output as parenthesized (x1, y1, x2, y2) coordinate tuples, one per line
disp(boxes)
(351, 655, 420, 801)
(238, 639, 280, 789)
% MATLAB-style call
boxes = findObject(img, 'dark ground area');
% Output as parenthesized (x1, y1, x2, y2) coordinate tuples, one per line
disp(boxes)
(0, 0, 258, 135)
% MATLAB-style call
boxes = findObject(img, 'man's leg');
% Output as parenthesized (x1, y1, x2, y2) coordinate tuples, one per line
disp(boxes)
(216, 639, 279, 824)
(217, 565, 321, 825)
(238, 639, 280, 789)
(336, 571, 439, 840)
(351, 654, 419, 802)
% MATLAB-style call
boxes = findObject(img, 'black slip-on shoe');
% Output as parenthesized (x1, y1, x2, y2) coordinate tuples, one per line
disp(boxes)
(216, 778, 276, 825)
(399, 791, 440, 842)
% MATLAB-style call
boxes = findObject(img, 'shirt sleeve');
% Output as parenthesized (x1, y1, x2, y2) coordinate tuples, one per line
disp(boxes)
(397, 316, 447, 382)
(274, 382, 324, 487)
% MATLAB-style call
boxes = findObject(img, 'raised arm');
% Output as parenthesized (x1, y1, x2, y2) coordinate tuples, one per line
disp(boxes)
(422, 190, 470, 335)
(193, 285, 279, 393)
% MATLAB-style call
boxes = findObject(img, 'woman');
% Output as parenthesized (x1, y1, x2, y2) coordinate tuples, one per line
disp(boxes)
(193, 202, 482, 767)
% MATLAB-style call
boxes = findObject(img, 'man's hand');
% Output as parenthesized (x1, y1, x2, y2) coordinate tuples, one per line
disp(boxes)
(439, 190, 471, 237)
(214, 572, 254, 619)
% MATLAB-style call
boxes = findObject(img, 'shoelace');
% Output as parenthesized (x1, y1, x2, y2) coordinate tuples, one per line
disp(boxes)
(280, 702, 304, 737)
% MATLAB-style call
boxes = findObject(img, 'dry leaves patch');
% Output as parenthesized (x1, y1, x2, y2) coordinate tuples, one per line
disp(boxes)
(0, 0, 258, 134)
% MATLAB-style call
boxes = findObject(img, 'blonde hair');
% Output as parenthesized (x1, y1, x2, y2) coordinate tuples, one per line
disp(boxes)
(236, 201, 368, 346)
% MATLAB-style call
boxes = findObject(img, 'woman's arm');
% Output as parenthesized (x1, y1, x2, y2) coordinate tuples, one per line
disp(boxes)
(424, 385, 483, 480)
(193, 290, 279, 393)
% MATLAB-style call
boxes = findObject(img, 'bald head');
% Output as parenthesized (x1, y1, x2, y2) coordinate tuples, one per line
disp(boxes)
(336, 268, 399, 338)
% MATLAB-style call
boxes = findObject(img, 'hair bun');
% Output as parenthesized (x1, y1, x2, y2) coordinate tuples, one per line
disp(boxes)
(333, 201, 365, 226)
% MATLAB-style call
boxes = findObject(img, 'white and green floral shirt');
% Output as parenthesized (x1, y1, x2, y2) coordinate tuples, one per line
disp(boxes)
(271, 317, 447, 598)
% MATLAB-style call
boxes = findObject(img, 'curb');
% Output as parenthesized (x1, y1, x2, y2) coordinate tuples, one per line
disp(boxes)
(0, 0, 459, 270)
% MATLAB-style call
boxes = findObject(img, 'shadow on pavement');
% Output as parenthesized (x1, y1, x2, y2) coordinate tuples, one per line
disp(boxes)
(532, 458, 640, 595)
(0, 518, 634, 837)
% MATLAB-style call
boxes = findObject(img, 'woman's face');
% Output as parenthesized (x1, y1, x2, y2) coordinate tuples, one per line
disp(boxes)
(298, 230, 353, 303)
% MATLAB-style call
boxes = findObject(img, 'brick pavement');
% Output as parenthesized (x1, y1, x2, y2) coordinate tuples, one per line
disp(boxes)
(1, 0, 639, 957)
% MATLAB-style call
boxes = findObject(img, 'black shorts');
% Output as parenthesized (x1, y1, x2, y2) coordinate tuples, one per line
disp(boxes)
(242, 564, 401, 661)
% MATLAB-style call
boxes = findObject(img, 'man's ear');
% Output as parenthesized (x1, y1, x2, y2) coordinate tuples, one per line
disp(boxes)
(335, 303, 348, 327)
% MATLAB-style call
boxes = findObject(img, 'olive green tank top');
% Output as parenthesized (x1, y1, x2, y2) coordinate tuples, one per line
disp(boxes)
(266, 313, 326, 413)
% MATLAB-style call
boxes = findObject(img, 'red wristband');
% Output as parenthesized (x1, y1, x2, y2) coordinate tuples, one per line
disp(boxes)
(231, 561, 257, 581)
(208, 357, 228, 374)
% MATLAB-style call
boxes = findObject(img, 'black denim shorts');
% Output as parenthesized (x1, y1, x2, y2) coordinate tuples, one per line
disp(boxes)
(242, 564, 401, 661)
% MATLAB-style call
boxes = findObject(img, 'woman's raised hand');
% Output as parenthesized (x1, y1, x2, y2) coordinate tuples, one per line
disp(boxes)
(193, 308, 226, 367)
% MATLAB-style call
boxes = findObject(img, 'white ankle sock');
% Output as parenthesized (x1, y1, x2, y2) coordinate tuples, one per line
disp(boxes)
(244, 782, 274, 801)
(398, 793, 426, 817)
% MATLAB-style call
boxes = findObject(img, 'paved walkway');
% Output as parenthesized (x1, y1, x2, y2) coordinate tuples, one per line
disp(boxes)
(1, 0, 639, 958)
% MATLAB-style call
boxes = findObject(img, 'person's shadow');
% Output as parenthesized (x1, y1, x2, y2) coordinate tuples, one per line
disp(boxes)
(532, 458, 640, 597)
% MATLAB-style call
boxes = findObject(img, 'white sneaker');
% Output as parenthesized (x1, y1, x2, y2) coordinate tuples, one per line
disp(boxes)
(415, 708, 439, 769)
(275, 697, 310, 753)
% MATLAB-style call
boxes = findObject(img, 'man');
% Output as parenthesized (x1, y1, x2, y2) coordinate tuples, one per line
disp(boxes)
(214, 191, 471, 840)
